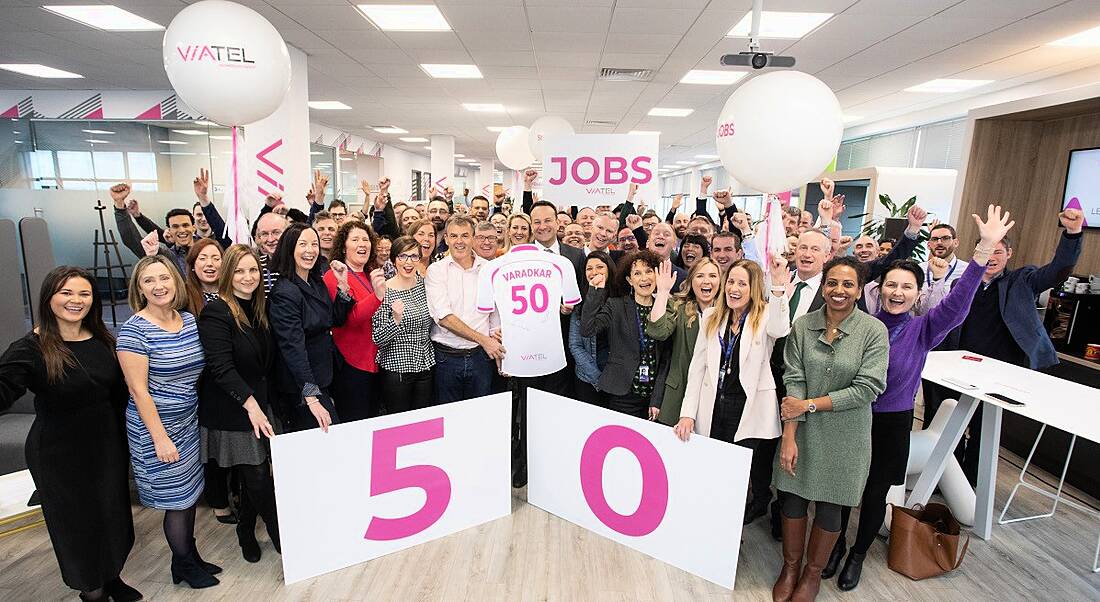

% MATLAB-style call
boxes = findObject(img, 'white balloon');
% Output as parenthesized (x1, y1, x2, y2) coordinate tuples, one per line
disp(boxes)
(162, 0, 292, 126)
(527, 116, 575, 160)
(715, 71, 843, 193)
(496, 126, 536, 170)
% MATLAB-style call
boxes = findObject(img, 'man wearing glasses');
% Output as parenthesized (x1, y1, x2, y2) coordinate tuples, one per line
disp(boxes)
(920, 223, 964, 292)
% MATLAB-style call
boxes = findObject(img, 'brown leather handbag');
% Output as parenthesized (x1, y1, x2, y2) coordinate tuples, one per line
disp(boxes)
(887, 502, 970, 580)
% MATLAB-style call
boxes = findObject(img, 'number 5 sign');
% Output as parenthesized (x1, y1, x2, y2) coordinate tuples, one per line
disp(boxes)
(541, 134, 659, 207)
(527, 390, 750, 589)
(271, 394, 511, 584)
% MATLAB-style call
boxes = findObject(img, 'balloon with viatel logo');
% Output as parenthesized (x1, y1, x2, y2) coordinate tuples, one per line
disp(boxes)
(496, 125, 536, 170)
(528, 116, 575, 161)
(162, 0, 291, 126)
(715, 71, 842, 193)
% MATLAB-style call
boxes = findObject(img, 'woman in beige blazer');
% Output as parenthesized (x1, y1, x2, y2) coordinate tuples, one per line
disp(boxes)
(677, 256, 790, 447)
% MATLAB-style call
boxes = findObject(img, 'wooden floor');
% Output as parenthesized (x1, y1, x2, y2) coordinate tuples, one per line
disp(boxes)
(1, 451, 1099, 601)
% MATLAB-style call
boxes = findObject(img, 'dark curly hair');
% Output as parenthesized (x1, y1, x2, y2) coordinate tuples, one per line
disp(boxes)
(330, 219, 380, 272)
(615, 249, 662, 298)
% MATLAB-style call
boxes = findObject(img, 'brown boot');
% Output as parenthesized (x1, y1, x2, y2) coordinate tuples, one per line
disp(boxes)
(791, 524, 842, 602)
(772, 515, 807, 602)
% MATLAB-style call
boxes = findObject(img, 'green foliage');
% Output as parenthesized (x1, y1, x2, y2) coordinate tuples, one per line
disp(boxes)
(848, 194, 929, 261)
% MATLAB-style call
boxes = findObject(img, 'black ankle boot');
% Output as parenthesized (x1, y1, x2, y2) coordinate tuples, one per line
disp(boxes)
(822, 537, 847, 579)
(238, 522, 261, 563)
(190, 538, 222, 575)
(103, 576, 143, 602)
(171, 553, 219, 589)
(837, 551, 866, 591)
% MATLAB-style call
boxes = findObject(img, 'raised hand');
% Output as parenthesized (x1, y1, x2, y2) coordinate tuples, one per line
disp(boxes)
(1059, 208, 1084, 234)
(714, 188, 732, 210)
(820, 177, 834, 200)
(906, 204, 928, 233)
(193, 169, 210, 205)
(109, 183, 131, 209)
(625, 213, 642, 230)
(369, 268, 387, 300)
(524, 169, 538, 188)
(817, 197, 835, 222)
(832, 193, 846, 218)
(700, 174, 712, 195)
(140, 231, 160, 257)
(391, 298, 405, 325)
(627, 181, 638, 201)
(329, 259, 349, 290)
(730, 211, 751, 235)
(929, 256, 949, 280)
(493, 190, 506, 206)
(125, 199, 142, 218)
(655, 259, 676, 295)
(769, 252, 790, 288)
(265, 191, 283, 208)
(588, 271, 607, 289)
(972, 204, 1014, 246)
(311, 170, 328, 206)
(671, 194, 683, 211)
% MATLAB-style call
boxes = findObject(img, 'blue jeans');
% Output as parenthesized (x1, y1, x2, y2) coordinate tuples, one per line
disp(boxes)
(433, 344, 493, 404)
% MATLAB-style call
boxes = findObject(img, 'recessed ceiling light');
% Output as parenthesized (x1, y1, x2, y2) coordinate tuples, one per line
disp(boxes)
(81, 129, 114, 135)
(157, 140, 187, 145)
(464, 103, 505, 112)
(680, 70, 748, 86)
(486, 126, 507, 132)
(675, 160, 696, 165)
(308, 101, 351, 110)
(171, 129, 207, 136)
(0, 63, 82, 78)
(695, 154, 720, 159)
(628, 130, 661, 136)
(904, 78, 993, 93)
(1049, 25, 1100, 47)
(420, 64, 483, 79)
(13, 140, 23, 144)
(727, 11, 832, 39)
(399, 136, 429, 142)
(648, 107, 693, 117)
(42, 5, 163, 31)
(374, 126, 408, 134)
(356, 4, 451, 32)
(84, 139, 110, 144)
(208, 135, 231, 141)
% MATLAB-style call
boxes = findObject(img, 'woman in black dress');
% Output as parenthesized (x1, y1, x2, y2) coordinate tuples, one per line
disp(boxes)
(0, 266, 141, 602)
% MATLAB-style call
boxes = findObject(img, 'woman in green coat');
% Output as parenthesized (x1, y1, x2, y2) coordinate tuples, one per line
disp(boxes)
(645, 257, 721, 424)
(772, 256, 888, 602)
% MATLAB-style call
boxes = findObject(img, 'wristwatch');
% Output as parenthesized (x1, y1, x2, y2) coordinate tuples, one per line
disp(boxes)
(807, 400, 817, 414)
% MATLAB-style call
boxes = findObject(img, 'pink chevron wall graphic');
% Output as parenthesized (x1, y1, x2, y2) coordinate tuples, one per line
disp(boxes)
(255, 139, 285, 198)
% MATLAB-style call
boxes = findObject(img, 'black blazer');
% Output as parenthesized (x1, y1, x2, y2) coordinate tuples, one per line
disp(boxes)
(580, 287, 669, 401)
(198, 299, 273, 431)
(268, 271, 353, 402)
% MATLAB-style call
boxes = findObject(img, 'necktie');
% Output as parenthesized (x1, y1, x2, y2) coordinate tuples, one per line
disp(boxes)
(789, 281, 807, 324)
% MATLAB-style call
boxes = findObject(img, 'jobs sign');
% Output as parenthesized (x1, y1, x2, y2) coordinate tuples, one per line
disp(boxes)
(542, 134, 659, 207)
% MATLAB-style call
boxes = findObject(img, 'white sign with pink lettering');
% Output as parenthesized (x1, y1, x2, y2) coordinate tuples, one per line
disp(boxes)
(271, 394, 511, 584)
(541, 134, 659, 207)
(526, 390, 750, 589)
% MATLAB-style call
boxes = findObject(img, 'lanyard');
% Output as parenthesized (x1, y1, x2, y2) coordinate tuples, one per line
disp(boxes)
(716, 312, 748, 392)
(926, 258, 957, 286)
(348, 269, 374, 295)
(635, 305, 650, 351)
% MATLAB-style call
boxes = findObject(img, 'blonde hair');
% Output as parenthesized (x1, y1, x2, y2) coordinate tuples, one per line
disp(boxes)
(505, 213, 533, 250)
(705, 259, 767, 340)
(128, 255, 187, 313)
(217, 244, 268, 331)
(673, 257, 720, 327)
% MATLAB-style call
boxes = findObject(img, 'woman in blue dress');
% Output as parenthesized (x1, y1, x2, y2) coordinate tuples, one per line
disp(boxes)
(116, 255, 220, 589)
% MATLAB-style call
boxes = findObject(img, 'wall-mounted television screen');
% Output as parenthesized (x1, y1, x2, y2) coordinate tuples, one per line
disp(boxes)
(1063, 147, 1100, 229)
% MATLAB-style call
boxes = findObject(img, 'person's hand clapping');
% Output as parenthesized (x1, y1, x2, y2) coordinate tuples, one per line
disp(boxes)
(1059, 208, 1084, 234)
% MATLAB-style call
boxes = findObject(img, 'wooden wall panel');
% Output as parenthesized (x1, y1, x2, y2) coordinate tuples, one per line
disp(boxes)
(958, 114, 1100, 275)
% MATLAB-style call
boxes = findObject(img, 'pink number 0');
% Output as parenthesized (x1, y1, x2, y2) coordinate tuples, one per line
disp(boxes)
(364, 418, 452, 541)
(579, 425, 669, 536)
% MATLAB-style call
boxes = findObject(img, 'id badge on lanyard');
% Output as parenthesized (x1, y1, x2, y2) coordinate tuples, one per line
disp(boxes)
(636, 309, 652, 383)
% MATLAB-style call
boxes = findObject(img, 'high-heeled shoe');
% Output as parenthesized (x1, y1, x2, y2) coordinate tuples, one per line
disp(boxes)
(213, 508, 238, 524)
(237, 522, 261, 563)
(103, 576, 143, 601)
(170, 553, 219, 589)
(190, 537, 222, 575)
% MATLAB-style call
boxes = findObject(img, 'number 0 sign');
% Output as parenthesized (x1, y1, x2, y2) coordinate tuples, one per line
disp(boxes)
(527, 390, 751, 590)
(271, 394, 511, 584)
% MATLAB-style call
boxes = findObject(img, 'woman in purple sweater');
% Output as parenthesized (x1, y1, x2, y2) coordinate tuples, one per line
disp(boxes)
(829, 205, 1013, 592)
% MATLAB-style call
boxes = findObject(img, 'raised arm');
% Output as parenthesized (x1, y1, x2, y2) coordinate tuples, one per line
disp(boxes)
(1025, 209, 1084, 294)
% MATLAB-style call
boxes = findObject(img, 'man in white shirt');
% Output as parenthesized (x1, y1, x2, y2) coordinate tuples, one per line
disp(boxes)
(426, 216, 502, 403)
(920, 223, 965, 291)
(787, 229, 830, 320)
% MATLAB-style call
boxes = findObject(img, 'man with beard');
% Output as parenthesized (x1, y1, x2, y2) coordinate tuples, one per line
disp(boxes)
(671, 211, 690, 241)
(427, 197, 451, 258)
(920, 223, 965, 291)
(561, 223, 586, 249)
(469, 195, 491, 223)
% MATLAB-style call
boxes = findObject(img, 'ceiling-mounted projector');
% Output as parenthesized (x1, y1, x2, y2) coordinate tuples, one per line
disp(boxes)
(720, 51, 796, 70)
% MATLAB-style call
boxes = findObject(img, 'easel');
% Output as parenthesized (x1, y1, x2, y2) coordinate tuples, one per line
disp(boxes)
(90, 200, 130, 326)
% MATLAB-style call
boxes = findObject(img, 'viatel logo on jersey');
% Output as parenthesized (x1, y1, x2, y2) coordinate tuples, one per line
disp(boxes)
(176, 45, 256, 67)
(521, 353, 548, 362)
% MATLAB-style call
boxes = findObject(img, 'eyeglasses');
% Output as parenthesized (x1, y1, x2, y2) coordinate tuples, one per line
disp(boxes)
(619, 235, 637, 242)
(928, 235, 954, 243)
(395, 253, 421, 262)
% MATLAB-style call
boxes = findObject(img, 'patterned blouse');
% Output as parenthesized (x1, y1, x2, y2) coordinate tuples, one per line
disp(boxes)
(371, 276, 436, 374)
(631, 303, 657, 399)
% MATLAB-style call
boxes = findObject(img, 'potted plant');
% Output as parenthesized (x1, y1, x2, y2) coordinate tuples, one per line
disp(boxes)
(850, 194, 931, 261)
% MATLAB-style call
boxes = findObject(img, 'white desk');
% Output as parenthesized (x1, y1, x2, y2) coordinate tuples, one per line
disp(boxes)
(913, 350, 1100, 545)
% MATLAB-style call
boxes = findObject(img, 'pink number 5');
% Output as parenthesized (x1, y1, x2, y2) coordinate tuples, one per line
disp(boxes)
(579, 425, 669, 537)
(364, 417, 452, 541)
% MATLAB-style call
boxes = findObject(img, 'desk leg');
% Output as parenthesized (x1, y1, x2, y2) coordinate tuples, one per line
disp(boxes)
(907, 394, 978, 508)
(973, 402, 1002, 540)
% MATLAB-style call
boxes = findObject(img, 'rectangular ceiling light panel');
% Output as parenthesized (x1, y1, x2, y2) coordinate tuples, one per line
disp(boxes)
(0, 63, 82, 78)
(727, 11, 832, 39)
(357, 5, 451, 32)
(42, 5, 163, 31)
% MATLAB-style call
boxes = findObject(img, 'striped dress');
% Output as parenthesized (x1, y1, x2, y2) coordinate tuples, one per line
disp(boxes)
(117, 312, 206, 510)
